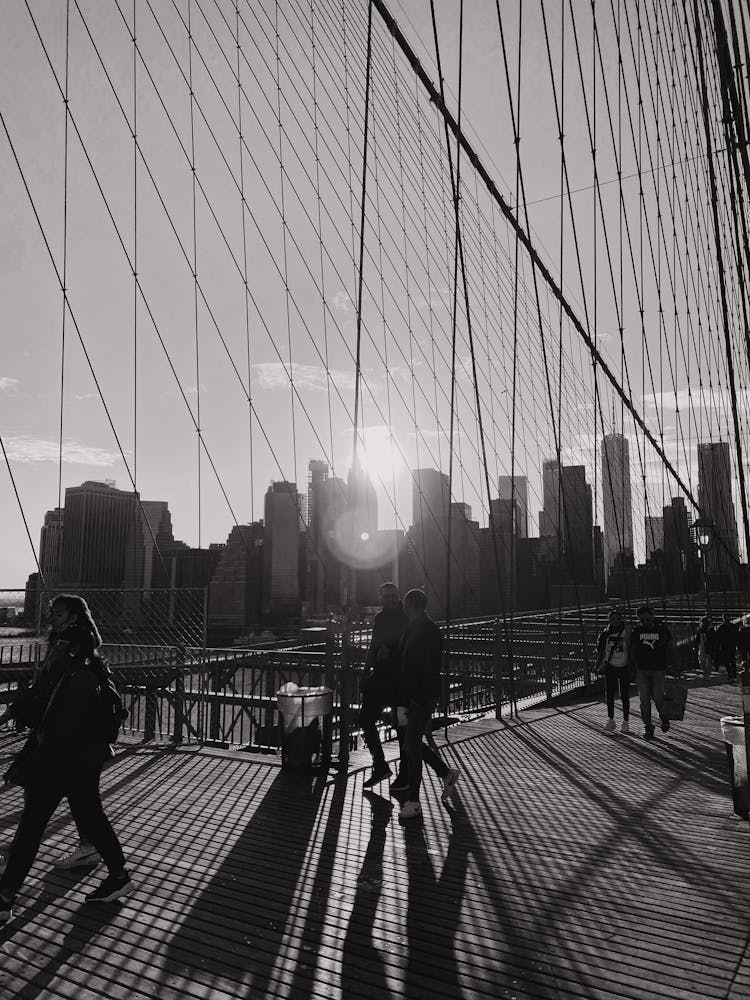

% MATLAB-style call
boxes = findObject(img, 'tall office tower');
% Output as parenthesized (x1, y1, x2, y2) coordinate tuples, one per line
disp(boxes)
(347, 457, 378, 538)
(307, 460, 329, 613)
(498, 475, 528, 537)
(411, 468, 450, 616)
(60, 480, 143, 589)
(645, 515, 664, 560)
(448, 503, 480, 618)
(539, 458, 562, 551)
(488, 496, 519, 611)
(661, 496, 700, 593)
(208, 523, 265, 630)
(39, 507, 64, 587)
(264, 482, 301, 616)
(317, 474, 347, 609)
(602, 433, 633, 578)
(139, 500, 175, 591)
(698, 441, 740, 576)
(560, 465, 594, 584)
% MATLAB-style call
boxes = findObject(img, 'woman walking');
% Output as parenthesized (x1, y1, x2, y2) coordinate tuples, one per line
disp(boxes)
(0, 594, 132, 924)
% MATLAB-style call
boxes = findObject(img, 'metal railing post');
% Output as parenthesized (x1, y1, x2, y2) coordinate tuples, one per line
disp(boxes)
(545, 617, 553, 703)
(172, 645, 185, 745)
(339, 608, 352, 765)
(493, 617, 503, 720)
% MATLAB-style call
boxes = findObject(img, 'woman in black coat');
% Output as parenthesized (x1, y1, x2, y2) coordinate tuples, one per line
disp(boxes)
(0, 594, 132, 924)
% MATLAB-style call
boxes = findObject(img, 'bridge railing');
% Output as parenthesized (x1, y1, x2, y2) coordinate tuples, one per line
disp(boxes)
(0, 604, 730, 752)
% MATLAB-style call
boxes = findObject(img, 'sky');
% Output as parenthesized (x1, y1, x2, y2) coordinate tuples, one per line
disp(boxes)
(1, 0, 747, 586)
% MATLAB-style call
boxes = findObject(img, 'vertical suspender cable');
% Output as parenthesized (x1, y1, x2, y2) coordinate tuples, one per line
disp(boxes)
(187, 0, 201, 548)
(236, 1, 254, 522)
(696, 0, 750, 579)
(351, 0, 374, 592)
(56, 0, 72, 588)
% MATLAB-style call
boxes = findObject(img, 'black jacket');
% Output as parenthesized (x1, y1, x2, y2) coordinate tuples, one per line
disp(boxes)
(629, 619, 672, 672)
(5, 623, 112, 787)
(365, 606, 407, 683)
(397, 614, 443, 707)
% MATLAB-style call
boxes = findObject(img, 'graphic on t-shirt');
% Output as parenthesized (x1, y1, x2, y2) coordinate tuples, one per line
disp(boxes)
(606, 635, 627, 667)
(639, 631, 660, 650)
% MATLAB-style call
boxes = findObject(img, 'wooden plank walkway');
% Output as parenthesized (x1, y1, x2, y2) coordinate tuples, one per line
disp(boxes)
(0, 679, 748, 1000)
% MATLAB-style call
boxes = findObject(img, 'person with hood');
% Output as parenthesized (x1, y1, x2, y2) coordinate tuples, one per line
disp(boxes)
(0, 594, 132, 925)
(595, 607, 632, 734)
(395, 588, 459, 821)
(360, 582, 407, 788)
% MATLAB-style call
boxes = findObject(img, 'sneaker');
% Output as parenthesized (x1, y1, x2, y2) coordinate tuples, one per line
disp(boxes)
(362, 763, 392, 789)
(661, 718, 671, 733)
(0, 890, 14, 924)
(603, 719, 617, 734)
(53, 843, 100, 870)
(398, 800, 422, 822)
(643, 725, 655, 741)
(389, 776, 409, 795)
(441, 768, 460, 803)
(620, 720, 630, 735)
(85, 871, 133, 904)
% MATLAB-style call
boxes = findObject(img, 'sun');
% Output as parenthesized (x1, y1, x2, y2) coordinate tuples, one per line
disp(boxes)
(357, 427, 402, 483)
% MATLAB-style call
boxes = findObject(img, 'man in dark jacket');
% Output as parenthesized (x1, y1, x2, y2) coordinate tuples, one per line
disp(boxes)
(360, 582, 407, 788)
(395, 589, 458, 821)
(629, 603, 673, 741)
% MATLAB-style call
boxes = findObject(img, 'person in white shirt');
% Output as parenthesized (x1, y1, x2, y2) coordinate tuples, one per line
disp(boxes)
(595, 607, 632, 735)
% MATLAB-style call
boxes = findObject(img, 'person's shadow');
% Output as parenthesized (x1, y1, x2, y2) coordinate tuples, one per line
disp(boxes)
(341, 791, 394, 999)
(402, 797, 469, 998)
(154, 765, 348, 998)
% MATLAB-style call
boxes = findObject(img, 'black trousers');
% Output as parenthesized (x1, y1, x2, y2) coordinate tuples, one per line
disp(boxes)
(0, 766, 125, 895)
(604, 666, 630, 719)
(401, 701, 448, 800)
(360, 672, 396, 768)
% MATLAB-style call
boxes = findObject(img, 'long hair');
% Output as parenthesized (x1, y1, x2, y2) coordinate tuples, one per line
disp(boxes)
(50, 593, 103, 651)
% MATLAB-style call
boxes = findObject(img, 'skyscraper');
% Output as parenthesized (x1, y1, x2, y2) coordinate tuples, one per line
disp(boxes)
(60, 481, 143, 589)
(602, 433, 633, 578)
(139, 500, 175, 592)
(645, 515, 664, 560)
(697, 441, 739, 576)
(498, 474, 528, 538)
(39, 507, 64, 587)
(347, 457, 378, 538)
(539, 458, 561, 552)
(560, 465, 594, 584)
(264, 482, 302, 616)
(410, 468, 450, 616)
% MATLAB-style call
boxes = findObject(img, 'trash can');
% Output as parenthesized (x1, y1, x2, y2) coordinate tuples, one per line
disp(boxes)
(720, 716, 749, 819)
(277, 683, 333, 770)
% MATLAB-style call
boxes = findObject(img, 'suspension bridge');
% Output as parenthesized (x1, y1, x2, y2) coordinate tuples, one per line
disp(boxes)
(1, 2, 750, 996)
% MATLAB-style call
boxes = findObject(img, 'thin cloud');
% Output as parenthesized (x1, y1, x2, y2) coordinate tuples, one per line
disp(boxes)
(0, 377, 19, 393)
(254, 362, 355, 393)
(1, 436, 121, 466)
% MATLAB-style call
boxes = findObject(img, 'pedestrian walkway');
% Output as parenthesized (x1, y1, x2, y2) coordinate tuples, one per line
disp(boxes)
(0, 680, 748, 999)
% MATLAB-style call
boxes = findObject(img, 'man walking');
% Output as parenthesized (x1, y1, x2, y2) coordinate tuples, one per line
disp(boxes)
(595, 607, 632, 735)
(629, 603, 673, 741)
(360, 582, 406, 788)
(395, 589, 458, 821)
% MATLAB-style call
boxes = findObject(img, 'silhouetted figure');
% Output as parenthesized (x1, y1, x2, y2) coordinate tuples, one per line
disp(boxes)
(595, 607, 632, 735)
(629, 603, 674, 742)
(360, 582, 406, 789)
(715, 614, 740, 683)
(0, 594, 132, 925)
(395, 589, 458, 821)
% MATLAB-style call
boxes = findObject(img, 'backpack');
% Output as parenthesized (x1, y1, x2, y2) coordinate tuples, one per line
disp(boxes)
(87, 654, 129, 743)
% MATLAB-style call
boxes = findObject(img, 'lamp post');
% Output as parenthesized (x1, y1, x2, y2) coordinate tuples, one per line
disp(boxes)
(693, 518, 713, 612)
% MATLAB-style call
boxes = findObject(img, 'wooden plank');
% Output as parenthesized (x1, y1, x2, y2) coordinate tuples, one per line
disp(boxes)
(1, 682, 748, 999)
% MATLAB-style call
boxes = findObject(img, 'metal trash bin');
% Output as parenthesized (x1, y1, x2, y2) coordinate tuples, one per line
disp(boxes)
(720, 716, 749, 819)
(277, 683, 333, 770)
